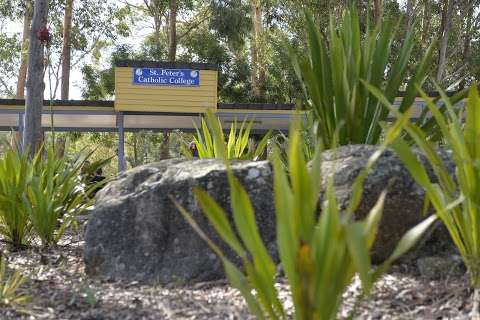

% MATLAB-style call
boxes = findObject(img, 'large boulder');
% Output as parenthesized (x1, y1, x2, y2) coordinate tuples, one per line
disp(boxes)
(84, 159, 275, 284)
(319, 145, 454, 262)
(85, 146, 456, 285)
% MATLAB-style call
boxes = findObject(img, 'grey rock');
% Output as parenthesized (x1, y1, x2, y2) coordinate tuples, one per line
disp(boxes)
(417, 255, 465, 280)
(319, 145, 454, 262)
(84, 159, 275, 284)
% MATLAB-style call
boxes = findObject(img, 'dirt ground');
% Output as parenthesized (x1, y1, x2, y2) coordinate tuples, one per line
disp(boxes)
(0, 228, 474, 320)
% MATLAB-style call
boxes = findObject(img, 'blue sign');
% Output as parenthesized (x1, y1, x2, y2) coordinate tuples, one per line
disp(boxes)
(133, 68, 200, 86)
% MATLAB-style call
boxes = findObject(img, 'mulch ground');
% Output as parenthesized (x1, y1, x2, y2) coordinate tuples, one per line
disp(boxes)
(0, 227, 474, 320)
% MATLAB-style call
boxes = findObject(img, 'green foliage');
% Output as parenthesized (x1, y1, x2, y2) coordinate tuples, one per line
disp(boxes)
(26, 147, 108, 247)
(292, 7, 434, 148)
(0, 255, 28, 306)
(187, 109, 271, 160)
(269, 112, 317, 168)
(0, 143, 109, 248)
(174, 123, 432, 319)
(0, 148, 32, 248)
(0, 32, 20, 97)
(373, 85, 480, 292)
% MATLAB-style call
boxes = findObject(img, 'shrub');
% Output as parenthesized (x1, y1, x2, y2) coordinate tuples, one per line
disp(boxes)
(292, 7, 434, 149)
(185, 109, 271, 160)
(368, 84, 480, 318)
(174, 122, 433, 319)
(0, 148, 32, 249)
(0, 143, 109, 248)
(26, 147, 108, 247)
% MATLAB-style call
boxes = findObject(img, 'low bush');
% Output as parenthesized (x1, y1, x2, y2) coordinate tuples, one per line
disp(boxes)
(0, 144, 109, 248)
(0, 149, 32, 249)
(27, 148, 108, 247)
(184, 109, 271, 160)
(292, 7, 434, 148)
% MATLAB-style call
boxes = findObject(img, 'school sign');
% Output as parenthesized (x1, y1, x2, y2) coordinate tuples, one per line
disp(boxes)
(114, 61, 218, 113)
(133, 68, 200, 86)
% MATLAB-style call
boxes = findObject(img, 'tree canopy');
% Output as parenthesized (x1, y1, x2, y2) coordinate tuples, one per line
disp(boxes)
(0, 0, 477, 102)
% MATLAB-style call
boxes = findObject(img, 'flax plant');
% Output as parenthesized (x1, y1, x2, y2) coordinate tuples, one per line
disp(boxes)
(0, 148, 32, 249)
(0, 142, 109, 248)
(292, 8, 434, 149)
(189, 109, 271, 160)
(27, 147, 109, 247)
(173, 115, 434, 319)
(365, 83, 480, 319)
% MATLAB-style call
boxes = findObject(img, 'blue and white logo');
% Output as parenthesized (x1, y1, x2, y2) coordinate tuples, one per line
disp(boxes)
(133, 68, 200, 86)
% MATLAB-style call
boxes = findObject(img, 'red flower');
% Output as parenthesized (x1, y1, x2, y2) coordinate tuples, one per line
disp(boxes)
(37, 25, 51, 43)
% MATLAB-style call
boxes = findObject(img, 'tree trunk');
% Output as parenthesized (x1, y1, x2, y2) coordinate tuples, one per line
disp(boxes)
(133, 134, 139, 166)
(373, 0, 382, 25)
(61, 0, 74, 100)
(24, 0, 49, 157)
(459, 0, 473, 89)
(421, 0, 431, 43)
(55, 135, 66, 158)
(250, 0, 265, 101)
(436, 0, 455, 82)
(16, 0, 33, 99)
(168, 0, 177, 62)
(160, 131, 170, 160)
(405, 0, 415, 35)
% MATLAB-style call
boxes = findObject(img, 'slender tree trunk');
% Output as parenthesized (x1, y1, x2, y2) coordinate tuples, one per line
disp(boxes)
(55, 135, 66, 158)
(421, 0, 431, 43)
(250, 2, 259, 99)
(160, 131, 169, 160)
(405, 0, 416, 34)
(168, 0, 177, 62)
(16, 0, 33, 99)
(459, 0, 473, 89)
(24, 0, 49, 157)
(373, 0, 382, 25)
(250, 0, 265, 101)
(153, 14, 162, 59)
(256, 5, 265, 98)
(436, 0, 455, 82)
(133, 135, 139, 166)
(61, 0, 74, 100)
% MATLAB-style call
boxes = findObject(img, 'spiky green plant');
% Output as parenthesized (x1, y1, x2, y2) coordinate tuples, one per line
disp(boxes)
(26, 147, 110, 247)
(0, 141, 109, 248)
(0, 148, 32, 249)
(173, 118, 434, 319)
(292, 7, 435, 148)
(364, 83, 480, 318)
(0, 255, 28, 306)
(188, 109, 271, 160)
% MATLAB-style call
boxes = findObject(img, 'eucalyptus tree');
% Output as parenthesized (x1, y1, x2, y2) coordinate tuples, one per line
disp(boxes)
(17, 0, 32, 98)
(24, 0, 49, 156)
(60, 0, 73, 99)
